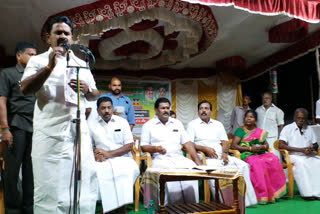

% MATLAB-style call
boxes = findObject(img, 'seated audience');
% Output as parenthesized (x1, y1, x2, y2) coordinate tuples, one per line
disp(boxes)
(140, 98, 201, 205)
(88, 97, 139, 213)
(187, 100, 257, 207)
(231, 110, 286, 204)
(279, 108, 320, 200)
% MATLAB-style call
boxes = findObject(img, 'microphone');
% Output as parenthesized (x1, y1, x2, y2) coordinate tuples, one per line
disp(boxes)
(57, 38, 71, 51)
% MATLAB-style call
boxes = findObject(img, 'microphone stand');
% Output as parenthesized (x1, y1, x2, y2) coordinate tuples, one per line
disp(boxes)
(66, 50, 90, 214)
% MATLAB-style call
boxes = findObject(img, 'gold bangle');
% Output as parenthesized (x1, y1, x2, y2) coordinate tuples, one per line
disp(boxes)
(46, 65, 53, 71)
(249, 147, 252, 152)
(155, 146, 158, 152)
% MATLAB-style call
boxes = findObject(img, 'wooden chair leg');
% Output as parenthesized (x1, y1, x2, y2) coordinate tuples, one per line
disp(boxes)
(204, 180, 211, 202)
(288, 164, 294, 198)
(134, 176, 140, 212)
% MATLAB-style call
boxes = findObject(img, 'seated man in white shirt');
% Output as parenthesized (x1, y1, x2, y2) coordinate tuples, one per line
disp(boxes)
(187, 100, 257, 207)
(279, 108, 320, 200)
(140, 98, 202, 205)
(88, 97, 140, 213)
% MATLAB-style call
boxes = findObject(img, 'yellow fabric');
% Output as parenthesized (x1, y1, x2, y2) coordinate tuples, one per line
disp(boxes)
(218, 176, 246, 197)
(171, 81, 176, 113)
(198, 80, 217, 119)
(236, 83, 243, 106)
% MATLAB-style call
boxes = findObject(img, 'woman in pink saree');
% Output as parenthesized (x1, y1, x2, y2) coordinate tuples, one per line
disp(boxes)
(231, 110, 286, 204)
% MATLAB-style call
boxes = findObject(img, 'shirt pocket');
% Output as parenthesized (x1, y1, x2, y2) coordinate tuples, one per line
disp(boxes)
(113, 128, 124, 145)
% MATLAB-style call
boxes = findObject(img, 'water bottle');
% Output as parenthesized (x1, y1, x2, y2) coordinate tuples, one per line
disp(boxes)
(147, 199, 156, 214)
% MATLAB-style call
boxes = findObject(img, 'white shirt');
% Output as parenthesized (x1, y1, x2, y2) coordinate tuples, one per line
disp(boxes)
(88, 115, 133, 157)
(22, 48, 97, 137)
(187, 118, 228, 158)
(279, 122, 316, 156)
(316, 99, 320, 119)
(256, 104, 284, 138)
(140, 116, 190, 157)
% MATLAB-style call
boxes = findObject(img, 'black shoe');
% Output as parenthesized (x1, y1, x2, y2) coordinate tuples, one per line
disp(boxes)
(301, 197, 315, 201)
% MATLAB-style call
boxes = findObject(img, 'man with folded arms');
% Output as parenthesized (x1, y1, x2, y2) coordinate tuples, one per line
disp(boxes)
(88, 96, 139, 213)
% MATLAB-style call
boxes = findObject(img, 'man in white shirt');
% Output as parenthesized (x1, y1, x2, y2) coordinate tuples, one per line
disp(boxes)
(20, 16, 98, 214)
(88, 97, 139, 213)
(140, 98, 201, 205)
(256, 92, 284, 159)
(230, 95, 251, 135)
(279, 108, 320, 200)
(316, 99, 320, 124)
(187, 100, 257, 207)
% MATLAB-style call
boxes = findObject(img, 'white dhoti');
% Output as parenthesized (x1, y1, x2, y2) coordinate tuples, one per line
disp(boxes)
(96, 156, 139, 213)
(32, 122, 98, 214)
(290, 155, 320, 197)
(204, 156, 257, 207)
(151, 154, 199, 205)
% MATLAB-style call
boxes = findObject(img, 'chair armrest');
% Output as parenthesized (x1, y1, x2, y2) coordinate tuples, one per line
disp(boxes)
(229, 149, 241, 159)
(132, 144, 140, 166)
(267, 148, 272, 153)
(185, 150, 207, 165)
(318, 149, 320, 156)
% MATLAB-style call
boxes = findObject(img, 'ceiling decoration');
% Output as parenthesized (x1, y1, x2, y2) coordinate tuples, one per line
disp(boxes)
(42, 0, 218, 70)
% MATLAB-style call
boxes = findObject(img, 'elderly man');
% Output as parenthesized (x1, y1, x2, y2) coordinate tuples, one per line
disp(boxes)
(279, 108, 320, 200)
(88, 97, 139, 213)
(101, 77, 135, 130)
(20, 16, 98, 213)
(0, 41, 37, 214)
(187, 100, 257, 207)
(230, 95, 251, 135)
(256, 92, 284, 159)
(140, 97, 201, 205)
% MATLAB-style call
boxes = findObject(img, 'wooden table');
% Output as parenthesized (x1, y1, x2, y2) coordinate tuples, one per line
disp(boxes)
(143, 168, 243, 214)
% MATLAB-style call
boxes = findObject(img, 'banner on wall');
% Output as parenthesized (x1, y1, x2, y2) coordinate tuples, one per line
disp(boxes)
(96, 79, 171, 136)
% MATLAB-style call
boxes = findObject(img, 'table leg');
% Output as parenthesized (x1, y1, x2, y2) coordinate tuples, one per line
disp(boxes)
(233, 178, 240, 214)
(215, 179, 220, 203)
(159, 178, 166, 214)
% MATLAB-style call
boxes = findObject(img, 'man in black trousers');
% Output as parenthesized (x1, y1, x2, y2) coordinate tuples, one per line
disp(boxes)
(0, 41, 37, 214)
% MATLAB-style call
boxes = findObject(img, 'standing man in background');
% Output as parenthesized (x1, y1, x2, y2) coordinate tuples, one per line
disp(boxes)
(0, 41, 37, 214)
(316, 98, 320, 124)
(101, 77, 135, 130)
(230, 95, 251, 135)
(256, 92, 284, 159)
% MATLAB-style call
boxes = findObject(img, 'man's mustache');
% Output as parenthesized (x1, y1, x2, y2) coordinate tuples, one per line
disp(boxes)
(163, 112, 169, 115)
(201, 113, 207, 116)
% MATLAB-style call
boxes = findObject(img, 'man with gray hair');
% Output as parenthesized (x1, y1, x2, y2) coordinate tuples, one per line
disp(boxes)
(279, 108, 320, 200)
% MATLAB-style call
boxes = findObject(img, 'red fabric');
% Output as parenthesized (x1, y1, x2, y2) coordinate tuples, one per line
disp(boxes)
(114, 40, 150, 56)
(129, 20, 159, 31)
(216, 56, 246, 73)
(101, 28, 123, 39)
(181, 0, 320, 23)
(269, 19, 308, 43)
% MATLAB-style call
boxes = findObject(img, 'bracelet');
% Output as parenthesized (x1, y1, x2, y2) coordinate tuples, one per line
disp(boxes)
(249, 146, 252, 152)
(155, 146, 158, 152)
(1, 126, 10, 131)
(46, 65, 54, 72)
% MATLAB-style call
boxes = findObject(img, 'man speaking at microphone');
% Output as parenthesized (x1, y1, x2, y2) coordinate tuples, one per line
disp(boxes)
(20, 16, 99, 214)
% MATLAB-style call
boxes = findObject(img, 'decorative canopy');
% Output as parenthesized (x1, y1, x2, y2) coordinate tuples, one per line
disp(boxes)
(42, 0, 218, 70)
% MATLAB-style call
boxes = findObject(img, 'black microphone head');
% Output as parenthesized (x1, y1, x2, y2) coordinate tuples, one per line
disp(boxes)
(57, 38, 71, 50)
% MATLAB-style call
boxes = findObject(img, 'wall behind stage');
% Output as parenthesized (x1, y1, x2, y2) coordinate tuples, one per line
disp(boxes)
(90, 74, 241, 137)
(94, 78, 171, 137)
